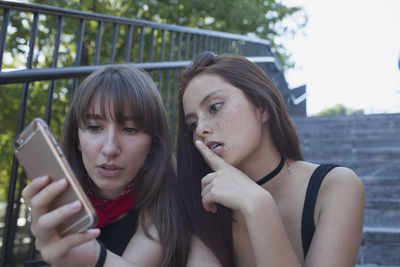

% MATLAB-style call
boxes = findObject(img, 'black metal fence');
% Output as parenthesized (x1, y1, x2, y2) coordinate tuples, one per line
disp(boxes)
(0, 1, 305, 266)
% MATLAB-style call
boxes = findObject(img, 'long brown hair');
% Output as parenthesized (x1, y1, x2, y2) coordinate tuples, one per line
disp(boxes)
(61, 64, 189, 266)
(177, 52, 302, 266)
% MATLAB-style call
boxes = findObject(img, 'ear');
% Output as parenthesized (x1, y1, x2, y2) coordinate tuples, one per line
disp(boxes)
(259, 108, 269, 123)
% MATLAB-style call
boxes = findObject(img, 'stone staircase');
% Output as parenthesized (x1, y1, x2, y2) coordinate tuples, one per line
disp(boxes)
(291, 113, 400, 266)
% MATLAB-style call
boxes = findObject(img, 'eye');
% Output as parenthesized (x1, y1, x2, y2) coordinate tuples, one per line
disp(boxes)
(87, 125, 101, 132)
(210, 102, 222, 113)
(122, 127, 138, 134)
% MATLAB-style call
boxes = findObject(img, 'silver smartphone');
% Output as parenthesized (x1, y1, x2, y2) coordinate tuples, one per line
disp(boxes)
(13, 118, 97, 235)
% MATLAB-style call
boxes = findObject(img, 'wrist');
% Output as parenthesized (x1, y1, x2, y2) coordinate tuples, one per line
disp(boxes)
(242, 189, 273, 218)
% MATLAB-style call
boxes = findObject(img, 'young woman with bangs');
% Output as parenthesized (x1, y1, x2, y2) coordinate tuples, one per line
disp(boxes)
(177, 52, 365, 267)
(22, 65, 190, 267)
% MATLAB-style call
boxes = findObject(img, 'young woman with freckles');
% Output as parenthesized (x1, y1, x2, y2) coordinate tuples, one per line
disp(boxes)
(22, 65, 190, 267)
(177, 52, 365, 267)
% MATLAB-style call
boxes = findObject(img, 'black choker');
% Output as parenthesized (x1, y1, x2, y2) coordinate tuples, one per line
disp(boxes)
(256, 156, 285, 186)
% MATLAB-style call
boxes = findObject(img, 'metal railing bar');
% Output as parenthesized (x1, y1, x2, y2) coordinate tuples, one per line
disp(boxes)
(246, 56, 276, 63)
(0, 158, 19, 267)
(0, 56, 275, 85)
(165, 31, 174, 109)
(0, 62, 191, 84)
(45, 15, 63, 125)
(109, 22, 119, 63)
(0, 7, 10, 71)
(124, 24, 133, 62)
(0, 1, 270, 45)
(26, 12, 39, 69)
(148, 28, 155, 76)
(171, 32, 183, 140)
(184, 33, 189, 60)
(149, 28, 155, 61)
(157, 29, 165, 91)
(138, 26, 144, 62)
(71, 18, 85, 97)
(198, 34, 203, 53)
(27, 232, 36, 261)
(218, 38, 223, 55)
(203, 35, 208, 51)
(0, 61, 191, 84)
(191, 34, 196, 58)
(176, 32, 183, 62)
(94, 20, 103, 65)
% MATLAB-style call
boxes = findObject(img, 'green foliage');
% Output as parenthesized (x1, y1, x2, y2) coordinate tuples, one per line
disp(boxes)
(315, 104, 364, 116)
(28, 0, 306, 70)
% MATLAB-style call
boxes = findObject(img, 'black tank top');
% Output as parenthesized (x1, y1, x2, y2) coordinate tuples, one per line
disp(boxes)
(98, 208, 139, 256)
(301, 164, 340, 258)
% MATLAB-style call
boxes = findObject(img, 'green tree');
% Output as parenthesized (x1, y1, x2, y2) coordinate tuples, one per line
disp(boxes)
(315, 104, 364, 116)
(29, 0, 306, 71)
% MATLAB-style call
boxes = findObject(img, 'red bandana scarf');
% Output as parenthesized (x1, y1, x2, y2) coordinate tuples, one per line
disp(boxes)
(86, 179, 137, 228)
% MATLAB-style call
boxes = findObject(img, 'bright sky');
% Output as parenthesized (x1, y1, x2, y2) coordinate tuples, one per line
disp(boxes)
(282, 0, 400, 115)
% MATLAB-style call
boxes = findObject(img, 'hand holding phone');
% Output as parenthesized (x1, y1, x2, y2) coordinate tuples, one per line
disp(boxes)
(13, 118, 97, 235)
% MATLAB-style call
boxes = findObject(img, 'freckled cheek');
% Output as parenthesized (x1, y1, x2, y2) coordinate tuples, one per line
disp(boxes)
(219, 105, 242, 131)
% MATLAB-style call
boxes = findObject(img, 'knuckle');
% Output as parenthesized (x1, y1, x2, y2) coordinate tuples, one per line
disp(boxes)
(209, 187, 217, 197)
(37, 216, 50, 230)
(29, 197, 41, 210)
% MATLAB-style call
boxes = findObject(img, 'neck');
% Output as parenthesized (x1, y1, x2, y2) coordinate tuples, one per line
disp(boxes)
(256, 155, 285, 186)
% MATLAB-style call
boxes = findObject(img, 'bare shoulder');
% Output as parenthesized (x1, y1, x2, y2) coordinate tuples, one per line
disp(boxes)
(122, 213, 163, 266)
(316, 165, 365, 224)
(321, 166, 365, 197)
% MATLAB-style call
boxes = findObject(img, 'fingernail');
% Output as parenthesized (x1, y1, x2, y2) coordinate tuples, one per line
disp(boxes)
(87, 229, 100, 237)
(195, 140, 202, 145)
(57, 178, 66, 187)
(69, 200, 81, 210)
(36, 176, 48, 183)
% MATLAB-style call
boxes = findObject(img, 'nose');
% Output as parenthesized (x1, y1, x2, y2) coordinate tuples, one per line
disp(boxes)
(195, 118, 213, 139)
(102, 128, 121, 158)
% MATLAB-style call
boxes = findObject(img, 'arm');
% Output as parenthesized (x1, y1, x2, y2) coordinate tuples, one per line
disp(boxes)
(186, 235, 221, 267)
(241, 190, 301, 267)
(304, 167, 365, 267)
(22, 176, 164, 267)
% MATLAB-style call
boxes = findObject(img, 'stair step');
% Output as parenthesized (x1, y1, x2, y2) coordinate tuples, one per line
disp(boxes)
(364, 198, 400, 227)
(357, 227, 400, 265)
(362, 177, 400, 199)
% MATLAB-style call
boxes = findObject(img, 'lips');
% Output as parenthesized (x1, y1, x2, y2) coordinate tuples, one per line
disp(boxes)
(205, 141, 224, 156)
(97, 163, 123, 177)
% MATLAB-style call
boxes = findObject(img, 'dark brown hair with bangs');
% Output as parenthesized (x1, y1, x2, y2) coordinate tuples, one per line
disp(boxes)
(61, 64, 189, 267)
(177, 52, 303, 266)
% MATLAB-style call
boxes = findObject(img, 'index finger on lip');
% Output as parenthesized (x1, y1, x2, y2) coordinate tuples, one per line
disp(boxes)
(195, 140, 225, 171)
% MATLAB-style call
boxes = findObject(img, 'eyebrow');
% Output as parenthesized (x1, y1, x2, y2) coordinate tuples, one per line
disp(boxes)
(184, 89, 223, 122)
(85, 113, 104, 120)
(85, 113, 135, 122)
